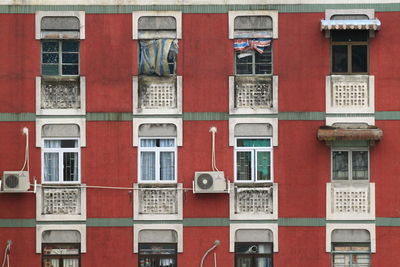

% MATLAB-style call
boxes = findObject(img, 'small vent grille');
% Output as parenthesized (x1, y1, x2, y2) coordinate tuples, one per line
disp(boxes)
(5, 175, 19, 188)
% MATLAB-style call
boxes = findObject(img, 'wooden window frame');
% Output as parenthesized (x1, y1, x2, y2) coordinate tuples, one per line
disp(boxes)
(331, 148, 370, 181)
(42, 243, 81, 267)
(234, 47, 273, 76)
(234, 242, 273, 267)
(331, 243, 371, 267)
(138, 243, 177, 267)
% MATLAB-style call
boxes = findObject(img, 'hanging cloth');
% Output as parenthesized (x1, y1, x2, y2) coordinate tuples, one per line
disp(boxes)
(139, 39, 178, 76)
(234, 38, 271, 54)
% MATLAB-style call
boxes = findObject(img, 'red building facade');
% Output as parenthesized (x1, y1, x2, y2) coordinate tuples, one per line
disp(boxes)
(0, 1, 398, 266)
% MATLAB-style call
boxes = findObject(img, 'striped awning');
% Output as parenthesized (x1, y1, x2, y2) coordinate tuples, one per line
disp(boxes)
(321, 19, 381, 31)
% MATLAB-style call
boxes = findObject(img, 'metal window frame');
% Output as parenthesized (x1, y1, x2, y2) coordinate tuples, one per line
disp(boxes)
(41, 242, 81, 267)
(138, 137, 177, 183)
(330, 34, 369, 74)
(138, 243, 177, 267)
(331, 148, 370, 181)
(41, 138, 81, 184)
(234, 242, 273, 267)
(234, 137, 273, 183)
(41, 40, 80, 76)
(331, 242, 371, 267)
(234, 45, 273, 76)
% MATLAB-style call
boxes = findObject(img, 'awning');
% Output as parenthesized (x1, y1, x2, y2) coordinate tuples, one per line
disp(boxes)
(317, 124, 383, 141)
(320, 19, 381, 31)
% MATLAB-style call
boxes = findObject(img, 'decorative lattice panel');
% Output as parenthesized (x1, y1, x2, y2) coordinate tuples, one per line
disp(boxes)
(235, 78, 273, 109)
(332, 78, 369, 108)
(235, 187, 273, 214)
(140, 83, 176, 109)
(139, 188, 178, 214)
(42, 188, 81, 215)
(333, 185, 370, 214)
(41, 80, 81, 109)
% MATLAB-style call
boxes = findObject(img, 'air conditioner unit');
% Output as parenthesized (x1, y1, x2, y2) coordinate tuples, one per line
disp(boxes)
(1, 171, 30, 192)
(193, 171, 229, 193)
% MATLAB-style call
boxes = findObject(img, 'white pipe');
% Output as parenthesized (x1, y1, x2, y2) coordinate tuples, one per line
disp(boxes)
(200, 240, 220, 267)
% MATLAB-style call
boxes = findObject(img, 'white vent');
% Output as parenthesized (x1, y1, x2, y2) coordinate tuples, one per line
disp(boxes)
(193, 171, 229, 193)
(2, 171, 30, 192)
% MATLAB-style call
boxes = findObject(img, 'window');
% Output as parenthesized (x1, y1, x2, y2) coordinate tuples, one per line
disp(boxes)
(332, 149, 369, 181)
(137, 16, 178, 76)
(235, 243, 273, 267)
(42, 139, 80, 183)
(41, 40, 80, 76)
(139, 243, 177, 267)
(332, 243, 370, 267)
(139, 138, 176, 182)
(331, 30, 368, 74)
(235, 138, 272, 182)
(233, 15, 273, 75)
(42, 243, 80, 267)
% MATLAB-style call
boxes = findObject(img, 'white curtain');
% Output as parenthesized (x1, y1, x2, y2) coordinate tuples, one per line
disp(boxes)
(63, 259, 79, 267)
(160, 152, 174, 181)
(141, 152, 156, 181)
(44, 153, 59, 182)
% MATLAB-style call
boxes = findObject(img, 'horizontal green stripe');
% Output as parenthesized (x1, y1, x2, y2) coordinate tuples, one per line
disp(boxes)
(1, 4, 400, 14)
(3, 111, 400, 122)
(0, 218, 399, 227)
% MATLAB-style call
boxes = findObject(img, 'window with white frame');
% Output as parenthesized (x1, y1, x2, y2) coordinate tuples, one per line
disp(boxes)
(331, 229, 371, 267)
(42, 139, 80, 183)
(332, 149, 369, 181)
(235, 138, 272, 182)
(139, 138, 177, 182)
(233, 16, 273, 75)
(42, 40, 80, 76)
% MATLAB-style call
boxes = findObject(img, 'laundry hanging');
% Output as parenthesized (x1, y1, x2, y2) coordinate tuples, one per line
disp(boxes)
(139, 39, 178, 76)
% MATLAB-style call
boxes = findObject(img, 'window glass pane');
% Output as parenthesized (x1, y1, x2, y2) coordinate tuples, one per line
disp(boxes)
(332, 45, 348, 73)
(332, 151, 349, 180)
(352, 151, 368, 180)
(236, 151, 252, 181)
(141, 152, 156, 180)
(159, 139, 175, 147)
(160, 152, 174, 181)
(236, 52, 253, 74)
(352, 45, 368, 73)
(61, 140, 78, 148)
(63, 53, 79, 64)
(63, 152, 78, 182)
(62, 41, 79, 52)
(332, 30, 368, 42)
(141, 139, 157, 147)
(43, 53, 59, 64)
(333, 254, 351, 266)
(42, 41, 59, 52)
(236, 257, 252, 267)
(139, 243, 176, 254)
(44, 140, 62, 148)
(43, 259, 60, 267)
(63, 258, 80, 267)
(42, 64, 59, 76)
(255, 46, 272, 75)
(43, 244, 80, 255)
(255, 257, 272, 267)
(62, 64, 79, 75)
(237, 139, 270, 147)
(256, 151, 270, 181)
(44, 152, 59, 182)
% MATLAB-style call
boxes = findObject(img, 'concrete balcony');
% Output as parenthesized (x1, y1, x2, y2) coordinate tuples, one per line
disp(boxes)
(36, 76, 86, 115)
(326, 75, 374, 114)
(133, 183, 183, 220)
(230, 183, 278, 220)
(36, 185, 86, 221)
(326, 182, 375, 220)
(229, 75, 278, 114)
(133, 75, 182, 115)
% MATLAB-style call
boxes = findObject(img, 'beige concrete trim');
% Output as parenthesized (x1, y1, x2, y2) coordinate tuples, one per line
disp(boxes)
(133, 224, 183, 253)
(326, 223, 375, 253)
(36, 224, 86, 253)
(36, 118, 86, 147)
(228, 10, 278, 39)
(35, 11, 85, 40)
(132, 11, 182, 40)
(229, 223, 278, 252)
(229, 117, 278, 146)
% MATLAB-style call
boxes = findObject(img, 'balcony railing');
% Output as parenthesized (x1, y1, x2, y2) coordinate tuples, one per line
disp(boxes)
(139, 76, 177, 109)
(230, 183, 278, 220)
(41, 77, 81, 110)
(36, 186, 86, 221)
(327, 182, 375, 220)
(134, 184, 183, 220)
(235, 76, 273, 109)
(326, 75, 374, 113)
